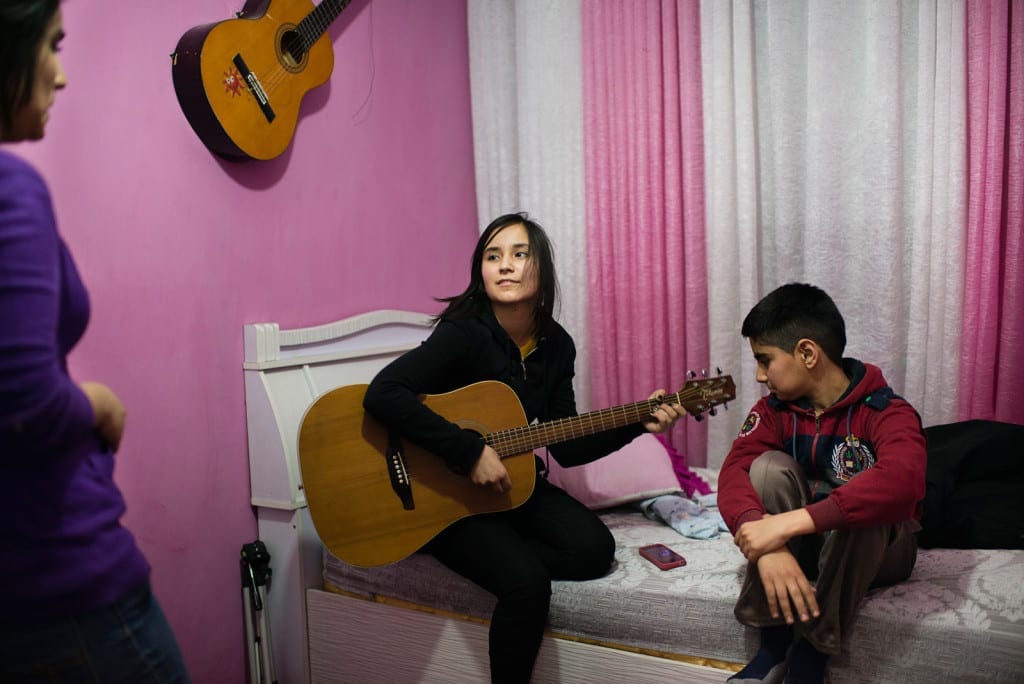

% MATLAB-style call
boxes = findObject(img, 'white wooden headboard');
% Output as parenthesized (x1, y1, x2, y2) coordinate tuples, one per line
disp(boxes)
(243, 309, 435, 684)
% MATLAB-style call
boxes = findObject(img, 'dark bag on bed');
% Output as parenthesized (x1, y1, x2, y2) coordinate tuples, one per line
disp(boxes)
(918, 419, 1024, 549)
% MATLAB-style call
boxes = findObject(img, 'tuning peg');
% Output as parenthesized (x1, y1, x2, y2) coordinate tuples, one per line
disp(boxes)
(687, 369, 696, 379)
(709, 407, 717, 416)
(716, 366, 723, 376)
(701, 368, 708, 377)
(693, 413, 704, 422)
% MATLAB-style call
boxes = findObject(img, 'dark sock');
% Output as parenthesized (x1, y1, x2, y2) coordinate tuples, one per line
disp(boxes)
(760, 625, 793, 661)
(783, 638, 829, 684)
(728, 625, 793, 682)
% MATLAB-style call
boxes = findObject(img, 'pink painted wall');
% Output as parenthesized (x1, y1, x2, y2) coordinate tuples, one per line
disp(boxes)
(14, 0, 477, 681)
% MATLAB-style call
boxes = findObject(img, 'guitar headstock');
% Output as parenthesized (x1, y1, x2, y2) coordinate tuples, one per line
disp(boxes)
(670, 370, 736, 420)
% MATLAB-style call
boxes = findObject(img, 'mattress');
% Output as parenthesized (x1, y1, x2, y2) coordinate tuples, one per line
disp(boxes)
(322, 487, 1024, 683)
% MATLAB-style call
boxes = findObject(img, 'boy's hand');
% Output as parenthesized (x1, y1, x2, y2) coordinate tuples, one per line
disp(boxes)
(734, 509, 815, 562)
(756, 549, 820, 625)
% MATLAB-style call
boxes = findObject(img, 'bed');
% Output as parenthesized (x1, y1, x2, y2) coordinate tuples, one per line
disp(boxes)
(243, 310, 1024, 683)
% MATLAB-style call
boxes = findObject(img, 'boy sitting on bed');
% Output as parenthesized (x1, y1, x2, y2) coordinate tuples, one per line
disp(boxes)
(718, 283, 927, 684)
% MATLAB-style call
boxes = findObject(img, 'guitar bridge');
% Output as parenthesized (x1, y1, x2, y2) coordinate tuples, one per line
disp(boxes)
(386, 430, 415, 510)
(232, 54, 276, 123)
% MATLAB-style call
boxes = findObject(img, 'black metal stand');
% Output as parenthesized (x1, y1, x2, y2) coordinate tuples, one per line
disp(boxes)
(241, 540, 277, 684)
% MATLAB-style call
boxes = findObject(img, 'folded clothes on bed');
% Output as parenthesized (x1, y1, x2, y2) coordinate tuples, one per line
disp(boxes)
(640, 493, 729, 540)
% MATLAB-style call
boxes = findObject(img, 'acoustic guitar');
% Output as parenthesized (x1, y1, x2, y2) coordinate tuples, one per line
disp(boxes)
(171, 0, 352, 160)
(299, 375, 735, 568)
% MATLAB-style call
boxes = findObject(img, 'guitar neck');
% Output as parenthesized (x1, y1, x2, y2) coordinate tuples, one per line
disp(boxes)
(482, 375, 735, 457)
(299, 0, 354, 44)
(484, 394, 678, 457)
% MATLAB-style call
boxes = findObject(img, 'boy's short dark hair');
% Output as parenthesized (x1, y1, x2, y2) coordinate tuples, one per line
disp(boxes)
(741, 282, 847, 364)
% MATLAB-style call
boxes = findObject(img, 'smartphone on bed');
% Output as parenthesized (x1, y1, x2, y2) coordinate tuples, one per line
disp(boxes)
(639, 543, 687, 570)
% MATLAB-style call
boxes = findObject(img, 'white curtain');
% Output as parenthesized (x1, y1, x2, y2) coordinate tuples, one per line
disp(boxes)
(467, 1, 593, 409)
(469, 0, 968, 466)
(702, 0, 966, 467)
(701, 1, 764, 468)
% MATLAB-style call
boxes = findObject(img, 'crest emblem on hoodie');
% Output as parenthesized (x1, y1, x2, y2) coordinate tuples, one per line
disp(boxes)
(738, 411, 760, 437)
(830, 434, 876, 481)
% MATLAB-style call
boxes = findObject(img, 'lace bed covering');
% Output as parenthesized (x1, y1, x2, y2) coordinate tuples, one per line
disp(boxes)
(323, 473, 1024, 683)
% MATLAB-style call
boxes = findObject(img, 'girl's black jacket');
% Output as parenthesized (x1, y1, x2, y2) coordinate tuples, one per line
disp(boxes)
(363, 308, 645, 475)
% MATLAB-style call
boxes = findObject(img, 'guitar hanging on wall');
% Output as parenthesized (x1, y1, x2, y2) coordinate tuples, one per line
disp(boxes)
(171, 0, 353, 161)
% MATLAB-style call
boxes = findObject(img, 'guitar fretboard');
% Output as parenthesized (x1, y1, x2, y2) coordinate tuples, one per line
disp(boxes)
(483, 377, 733, 456)
(298, 0, 354, 47)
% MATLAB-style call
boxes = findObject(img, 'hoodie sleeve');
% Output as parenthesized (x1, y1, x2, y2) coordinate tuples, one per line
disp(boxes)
(717, 397, 784, 533)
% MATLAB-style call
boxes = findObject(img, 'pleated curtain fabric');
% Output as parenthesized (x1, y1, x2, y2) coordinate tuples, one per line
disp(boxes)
(702, 0, 969, 465)
(581, 1, 709, 462)
(962, 0, 1024, 424)
(467, 0, 1022, 469)
(467, 0, 593, 410)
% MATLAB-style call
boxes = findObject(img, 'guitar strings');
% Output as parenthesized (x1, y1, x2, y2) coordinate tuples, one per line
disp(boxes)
(244, 0, 350, 99)
(486, 378, 733, 456)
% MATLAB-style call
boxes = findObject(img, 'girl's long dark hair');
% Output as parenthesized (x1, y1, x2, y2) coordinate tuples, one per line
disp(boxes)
(0, 0, 61, 134)
(436, 212, 559, 333)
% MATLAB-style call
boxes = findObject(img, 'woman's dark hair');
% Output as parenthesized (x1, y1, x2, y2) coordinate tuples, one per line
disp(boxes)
(0, 0, 61, 134)
(436, 212, 559, 332)
(741, 282, 847, 364)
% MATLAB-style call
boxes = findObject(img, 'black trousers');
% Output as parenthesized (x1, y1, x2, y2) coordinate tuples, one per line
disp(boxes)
(424, 471, 615, 683)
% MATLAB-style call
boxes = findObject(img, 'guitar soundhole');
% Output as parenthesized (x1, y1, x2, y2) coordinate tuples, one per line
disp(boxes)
(277, 26, 308, 71)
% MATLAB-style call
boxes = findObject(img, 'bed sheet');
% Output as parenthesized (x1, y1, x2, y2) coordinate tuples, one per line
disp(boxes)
(322, 488, 1024, 682)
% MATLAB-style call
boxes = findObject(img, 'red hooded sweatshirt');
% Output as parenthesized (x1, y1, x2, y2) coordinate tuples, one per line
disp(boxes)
(718, 360, 927, 535)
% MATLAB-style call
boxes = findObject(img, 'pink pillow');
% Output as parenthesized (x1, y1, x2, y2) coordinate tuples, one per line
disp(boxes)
(544, 433, 682, 509)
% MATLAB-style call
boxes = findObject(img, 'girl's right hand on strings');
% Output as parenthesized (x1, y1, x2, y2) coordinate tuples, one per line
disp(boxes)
(471, 445, 512, 494)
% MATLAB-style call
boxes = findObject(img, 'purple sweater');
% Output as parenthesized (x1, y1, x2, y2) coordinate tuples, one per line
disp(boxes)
(0, 150, 149, 624)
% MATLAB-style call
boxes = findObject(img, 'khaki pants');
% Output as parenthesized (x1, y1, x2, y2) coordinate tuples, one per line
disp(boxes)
(733, 451, 919, 654)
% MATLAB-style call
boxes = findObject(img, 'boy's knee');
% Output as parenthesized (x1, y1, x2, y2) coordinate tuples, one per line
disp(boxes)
(750, 451, 808, 513)
(750, 450, 799, 490)
(751, 450, 797, 478)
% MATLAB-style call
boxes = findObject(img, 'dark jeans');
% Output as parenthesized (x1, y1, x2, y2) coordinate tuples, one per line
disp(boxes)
(425, 473, 615, 684)
(0, 581, 190, 683)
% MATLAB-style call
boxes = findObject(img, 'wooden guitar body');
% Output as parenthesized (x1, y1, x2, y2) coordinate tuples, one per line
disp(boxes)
(171, 0, 340, 160)
(298, 375, 735, 568)
(299, 382, 538, 569)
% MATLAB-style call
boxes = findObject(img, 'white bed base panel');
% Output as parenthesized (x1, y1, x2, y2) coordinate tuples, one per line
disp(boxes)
(307, 590, 732, 684)
(243, 310, 435, 684)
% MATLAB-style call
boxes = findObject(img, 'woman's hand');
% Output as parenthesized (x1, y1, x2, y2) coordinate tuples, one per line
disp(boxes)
(79, 381, 126, 452)
(643, 389, 686, 434)
(470, 444, 512, 494)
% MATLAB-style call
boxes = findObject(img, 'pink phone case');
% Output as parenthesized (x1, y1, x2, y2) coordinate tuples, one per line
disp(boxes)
(639, 543, 687, 570)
